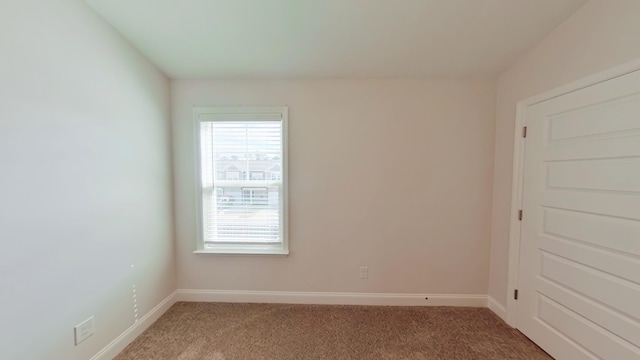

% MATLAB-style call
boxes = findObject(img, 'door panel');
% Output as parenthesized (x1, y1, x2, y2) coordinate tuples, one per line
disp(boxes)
(549, 93, 640, 141)
(517, 69, 640, 359)
(539, 232, 640, 284)
(536, 279, 640, 347)
(539, 297, 639, 360)
(546, 158, 640, 192)
(540, 254, 640, 320)
(541, 190, 640, 220)
(543, 209, 640, 256)
(546, 135, 640, 161)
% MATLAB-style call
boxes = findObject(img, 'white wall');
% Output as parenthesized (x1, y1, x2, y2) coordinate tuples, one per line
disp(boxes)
(489, 0, 640, 307)
(172, 79, 496, 295)
(0, 0, 175, 359)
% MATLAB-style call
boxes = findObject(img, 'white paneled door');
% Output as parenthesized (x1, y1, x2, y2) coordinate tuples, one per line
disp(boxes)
(517, 70, 640, 359)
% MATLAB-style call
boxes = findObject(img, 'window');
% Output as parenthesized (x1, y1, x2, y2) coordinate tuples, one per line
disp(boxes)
(242, 187, 268, 206)
(226, 171, 240, 180)
(269, 165, 281, 181)
(195, 107, 288, 254)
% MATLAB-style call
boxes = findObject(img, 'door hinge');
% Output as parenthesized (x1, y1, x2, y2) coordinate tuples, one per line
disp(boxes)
(522, 126, 527, 138)
(514, 289, 519, 300)
(518, 210, 523, 221)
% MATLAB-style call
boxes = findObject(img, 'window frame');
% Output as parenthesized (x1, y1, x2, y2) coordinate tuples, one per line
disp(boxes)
(193, 106, 289, 255)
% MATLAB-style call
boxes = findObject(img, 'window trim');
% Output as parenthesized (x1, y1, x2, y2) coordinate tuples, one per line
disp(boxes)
(193, 106, 289, 255)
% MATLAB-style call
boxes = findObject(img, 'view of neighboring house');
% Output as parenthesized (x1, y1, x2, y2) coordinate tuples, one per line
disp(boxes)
(202, 154, 283, 243)
(213, 156, 281, 207)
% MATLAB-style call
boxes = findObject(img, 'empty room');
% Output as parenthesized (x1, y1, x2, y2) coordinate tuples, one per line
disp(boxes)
(2, 0, 640, 359)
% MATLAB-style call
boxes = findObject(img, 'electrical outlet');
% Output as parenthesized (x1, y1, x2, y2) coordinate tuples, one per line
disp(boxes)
(359, 266, 368, 279)
(74, 316, 94, 345)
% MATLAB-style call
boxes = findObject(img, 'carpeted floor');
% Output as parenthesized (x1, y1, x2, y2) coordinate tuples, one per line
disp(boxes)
(115, 302, 552, 360)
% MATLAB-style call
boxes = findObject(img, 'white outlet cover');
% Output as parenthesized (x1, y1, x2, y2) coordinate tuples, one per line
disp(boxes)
(74, 316, 94, 345)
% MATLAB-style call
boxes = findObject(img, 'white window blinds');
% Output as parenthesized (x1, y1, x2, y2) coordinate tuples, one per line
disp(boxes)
(195, 107, 288, 254)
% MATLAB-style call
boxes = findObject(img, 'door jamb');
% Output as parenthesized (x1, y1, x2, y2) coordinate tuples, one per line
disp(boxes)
(505, 57, 640, 327)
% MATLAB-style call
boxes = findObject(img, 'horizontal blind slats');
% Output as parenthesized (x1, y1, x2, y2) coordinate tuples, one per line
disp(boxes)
(199, 113, 282, 121)
(200, 119, 283, 245)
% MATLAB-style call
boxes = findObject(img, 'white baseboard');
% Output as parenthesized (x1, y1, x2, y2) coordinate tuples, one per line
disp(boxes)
(90, 290, 178, 360)
(176, 289, 488, 307)
(487, 296, 508, 322)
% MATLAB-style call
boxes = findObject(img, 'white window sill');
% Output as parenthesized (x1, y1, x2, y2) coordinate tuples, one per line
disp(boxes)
(193, 249, 289, 256)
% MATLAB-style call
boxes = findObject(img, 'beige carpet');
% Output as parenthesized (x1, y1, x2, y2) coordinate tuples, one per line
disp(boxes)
(115, 302, 551, 360)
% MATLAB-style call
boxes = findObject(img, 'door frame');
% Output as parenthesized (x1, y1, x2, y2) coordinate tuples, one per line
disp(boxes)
(505, 57, 640, 327)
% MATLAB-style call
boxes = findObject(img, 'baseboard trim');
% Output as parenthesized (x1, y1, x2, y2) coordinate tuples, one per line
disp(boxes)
(90, 290, 178, 360)
(487, 296, 508, 322)
(176, 289, 487, 307)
